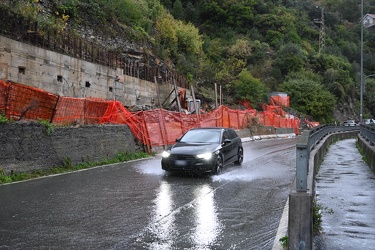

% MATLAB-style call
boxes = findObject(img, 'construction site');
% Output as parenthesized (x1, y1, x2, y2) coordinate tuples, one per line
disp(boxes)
(0, 11, 303, 173)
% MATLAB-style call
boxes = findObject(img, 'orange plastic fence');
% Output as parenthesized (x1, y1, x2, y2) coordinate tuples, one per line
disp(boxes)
(84, 98, 112, 125)
(270, 95, 290, 107)
(52, 97, 85, 125)
(305, 118, 320, 128)
(5, 82, 58, 121)
(0, 80, 10, 116)
(100, 101, 146, 143)
(1, 81, 301, 147)
(126, 106, 300, 146)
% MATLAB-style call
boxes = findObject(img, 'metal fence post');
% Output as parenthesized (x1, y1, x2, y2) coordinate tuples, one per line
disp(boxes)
(296, 130, 310, 192)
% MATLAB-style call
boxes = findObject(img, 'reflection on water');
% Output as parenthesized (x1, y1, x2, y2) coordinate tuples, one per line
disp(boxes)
(146, 181, 223, 249)
(192, 184, 223, 248)
(149, 181, 175, 249)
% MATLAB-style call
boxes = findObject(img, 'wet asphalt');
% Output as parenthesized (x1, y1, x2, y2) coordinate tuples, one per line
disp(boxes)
(0, 138, 297, 250)
(314, 139, 375, 250)
(2, 137, 375, 250)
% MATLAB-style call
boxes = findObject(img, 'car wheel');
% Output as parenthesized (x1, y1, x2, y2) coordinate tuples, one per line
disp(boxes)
(214, 155, 223, 175)
(234, 147, 243, 165)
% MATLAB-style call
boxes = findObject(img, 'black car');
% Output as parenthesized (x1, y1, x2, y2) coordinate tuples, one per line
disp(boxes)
(161, 127, 243, 174)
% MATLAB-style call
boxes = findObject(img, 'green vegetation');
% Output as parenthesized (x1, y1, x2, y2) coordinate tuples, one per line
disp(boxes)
(37, 119, 55, 135)
(313, 202, 323, 234)
(0, 151, 151, 184)
(313, 202, 335, 235)
(356, 142, 368, 163)
(279, 236, 288, 249)
(0, 114, 9, 123)
(2, 0, 375, 122)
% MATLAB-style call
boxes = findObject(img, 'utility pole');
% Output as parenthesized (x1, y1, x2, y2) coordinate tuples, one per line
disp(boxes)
(360, 0, 364, 123)
(314, 7, 325, 53)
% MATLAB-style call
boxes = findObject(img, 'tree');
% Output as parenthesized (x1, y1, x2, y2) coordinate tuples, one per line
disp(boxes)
(172, 0, 184, 20)
(274, 43, 307, 75)
(280, 71, 336, 122)
(364, 78, 375, 118)
(233, 69, 268, 107)
(175, 20, 203, 55)
(227, 38, 252, 61)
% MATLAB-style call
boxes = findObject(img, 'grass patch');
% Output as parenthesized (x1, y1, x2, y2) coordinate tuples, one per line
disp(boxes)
(356, 142, 368, 162)
(37, 119, 55, 134)
(0, 151, 151, 184)
(279, 236, 288, 249)
(313, 202, 323, 234)
(0, 114, 9, 123)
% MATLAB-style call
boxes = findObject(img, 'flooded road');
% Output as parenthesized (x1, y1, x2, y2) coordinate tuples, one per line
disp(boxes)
(314, 139, 375, 250)
(0, 138, 297, 249)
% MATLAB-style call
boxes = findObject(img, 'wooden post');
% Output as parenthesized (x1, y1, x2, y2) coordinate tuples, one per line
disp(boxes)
(158, 109, 168, 147)
(220, 84, 222, 106)
(173, 79, 181, 112)
(191, 85, 198, 114)
(215, 83, 218, 108)
(191, 85, 200, 125)
(154, 76, 161, 108)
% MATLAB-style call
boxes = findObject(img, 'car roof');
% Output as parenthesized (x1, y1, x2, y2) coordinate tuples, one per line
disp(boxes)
(188, 127, 230, 131)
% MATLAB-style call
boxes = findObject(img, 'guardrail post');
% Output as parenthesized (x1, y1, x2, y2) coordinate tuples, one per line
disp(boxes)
(296, 130, 310, 192)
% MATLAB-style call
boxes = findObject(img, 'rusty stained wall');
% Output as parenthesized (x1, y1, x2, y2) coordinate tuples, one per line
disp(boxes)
(0, 35, 181, 108)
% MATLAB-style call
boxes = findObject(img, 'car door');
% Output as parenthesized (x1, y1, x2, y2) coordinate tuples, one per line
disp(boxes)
(222, 129, 238, 163)
(221, 130, 233, 164)
(227, 129, 240, 160)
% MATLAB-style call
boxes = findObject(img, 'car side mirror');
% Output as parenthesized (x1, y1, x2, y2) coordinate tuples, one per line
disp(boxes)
(223, 139, 231, 144)
(176, 138, 181, 142)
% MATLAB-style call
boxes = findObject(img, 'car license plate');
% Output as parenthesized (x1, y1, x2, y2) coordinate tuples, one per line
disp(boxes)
(175, 160, 187, 166)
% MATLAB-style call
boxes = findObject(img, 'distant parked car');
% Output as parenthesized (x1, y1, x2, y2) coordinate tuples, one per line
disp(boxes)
(364, 119, 375, 125)
(343, 120, 356, 126)
(161, 127, 243, 175)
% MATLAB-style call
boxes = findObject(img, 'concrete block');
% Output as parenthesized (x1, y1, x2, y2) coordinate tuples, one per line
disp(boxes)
(288, 191, 313, 250)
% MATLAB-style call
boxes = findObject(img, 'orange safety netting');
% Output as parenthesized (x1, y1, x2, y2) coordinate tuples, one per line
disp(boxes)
(1, 81, 301, 147)
(5, 81, 58, 121)
(84, 98, 113, 124)
(305, 118, 320, 128)
(100, 100, 147, 145)
(52, 97, 85, 125)
(0, 80, 10, 116)
(270, 95, 290, 107)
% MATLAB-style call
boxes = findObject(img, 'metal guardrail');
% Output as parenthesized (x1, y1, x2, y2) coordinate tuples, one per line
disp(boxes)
(291, 124, 363, 249)
(360, 124, 375, 146)
(296, 124, 360, 192)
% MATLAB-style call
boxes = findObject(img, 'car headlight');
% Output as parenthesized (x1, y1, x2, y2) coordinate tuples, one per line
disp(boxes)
(162, 151, 170, 158)
(196, 152, 213, 160)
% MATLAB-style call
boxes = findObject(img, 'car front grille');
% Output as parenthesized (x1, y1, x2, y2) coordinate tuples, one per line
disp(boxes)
(169, 154, 196, 161)
(162, 154, 213, 173)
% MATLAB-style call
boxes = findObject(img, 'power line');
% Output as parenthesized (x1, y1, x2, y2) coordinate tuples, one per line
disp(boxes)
(314, 7, 325, 53)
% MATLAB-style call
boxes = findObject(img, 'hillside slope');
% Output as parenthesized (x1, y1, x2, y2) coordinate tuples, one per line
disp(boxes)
(1, 0, 375, 123)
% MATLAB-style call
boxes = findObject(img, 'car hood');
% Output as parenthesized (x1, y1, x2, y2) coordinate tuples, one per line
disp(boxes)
(170, 143, 220, 155)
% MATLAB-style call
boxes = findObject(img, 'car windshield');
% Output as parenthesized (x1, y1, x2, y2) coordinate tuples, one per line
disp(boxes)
(180, 129, 221, 143)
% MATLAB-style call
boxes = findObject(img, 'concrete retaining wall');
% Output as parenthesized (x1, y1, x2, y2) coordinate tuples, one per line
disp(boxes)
(357, 134, 375, 173)
(0, 35, 175, 107)
(0, 122, 142, 174)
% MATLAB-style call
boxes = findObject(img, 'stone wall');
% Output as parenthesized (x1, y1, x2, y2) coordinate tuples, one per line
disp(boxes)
(0, 123, 294, 174)
(0, 122, 142, 174)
